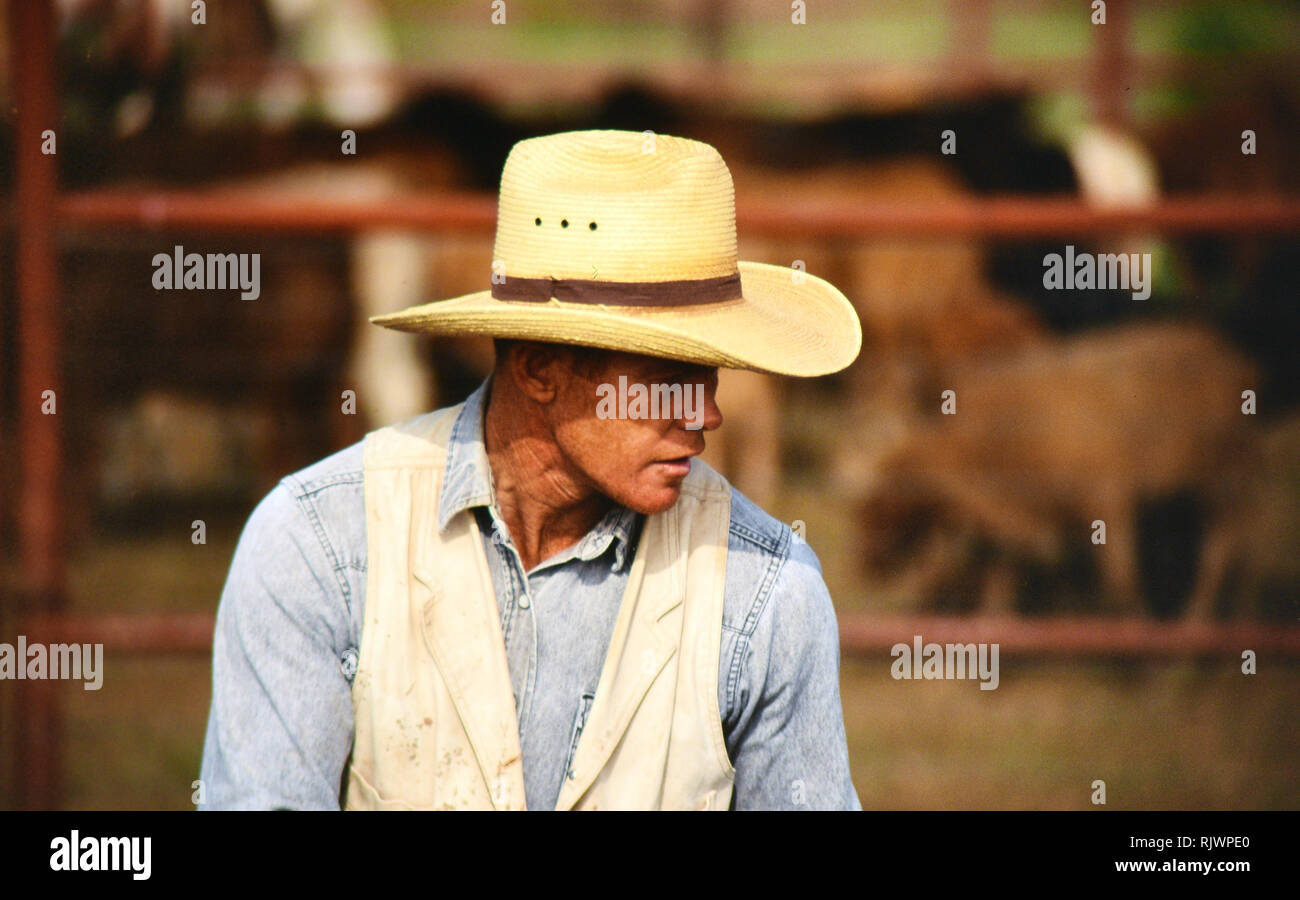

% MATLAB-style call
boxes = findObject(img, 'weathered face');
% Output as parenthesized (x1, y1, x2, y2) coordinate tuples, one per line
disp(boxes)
(545, 349, 723, 514)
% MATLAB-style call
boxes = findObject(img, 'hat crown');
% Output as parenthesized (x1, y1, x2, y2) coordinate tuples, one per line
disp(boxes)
(493, 130, 739, 283)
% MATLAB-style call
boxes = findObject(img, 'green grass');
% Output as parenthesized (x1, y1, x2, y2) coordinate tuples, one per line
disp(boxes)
(843, 656, 1299, 809)
(379, 1, 1299, 67)
(61, 657, 211, 810)
(39, 640, 1300, 810)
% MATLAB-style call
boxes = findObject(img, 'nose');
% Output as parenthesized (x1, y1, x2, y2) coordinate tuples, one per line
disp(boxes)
(684, 370, 723, 432)
(699, 383, 723, 432)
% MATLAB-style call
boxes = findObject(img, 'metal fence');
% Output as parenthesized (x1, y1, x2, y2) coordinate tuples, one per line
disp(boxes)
(6, 0, 1300, 810)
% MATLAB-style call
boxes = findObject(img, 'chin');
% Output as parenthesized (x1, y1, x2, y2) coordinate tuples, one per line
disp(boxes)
(621, 485, 684, 516)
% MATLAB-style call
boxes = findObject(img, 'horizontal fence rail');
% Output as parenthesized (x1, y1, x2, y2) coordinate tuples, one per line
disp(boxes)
(52, 190, 1300, 236)
(18, 613, 216, 654)
(838, 616, 1300, 657)
(181, 57, 1300, 111)
(16, 612, 1300, 658)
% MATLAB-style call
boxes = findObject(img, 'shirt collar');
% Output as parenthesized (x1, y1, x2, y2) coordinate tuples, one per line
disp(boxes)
(437, 378, 497, 531)
(437, 377, 642, 573)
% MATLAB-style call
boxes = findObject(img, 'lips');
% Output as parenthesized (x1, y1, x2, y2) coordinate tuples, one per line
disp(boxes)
(659, 446, 701, 463)
(656, 457, 692, 477)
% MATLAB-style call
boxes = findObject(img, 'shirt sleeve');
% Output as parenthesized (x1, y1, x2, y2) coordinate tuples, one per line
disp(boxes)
(198, 483, 356, 810)
(724, 535, 862, 810)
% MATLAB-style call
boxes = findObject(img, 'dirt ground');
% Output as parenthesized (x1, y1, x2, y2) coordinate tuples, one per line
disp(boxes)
(2, 486, 1295, 811)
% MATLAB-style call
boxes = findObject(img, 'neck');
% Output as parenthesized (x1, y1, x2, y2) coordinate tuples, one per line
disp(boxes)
(483, 378, 612, 572)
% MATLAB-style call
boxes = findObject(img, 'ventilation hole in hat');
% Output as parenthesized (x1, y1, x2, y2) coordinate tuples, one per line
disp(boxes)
(561, 219, 569, 228)
(589, 221, 597, 230)
(535, 217, 542, 226)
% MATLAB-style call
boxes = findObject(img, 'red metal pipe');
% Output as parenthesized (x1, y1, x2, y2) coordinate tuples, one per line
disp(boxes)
(838, 615, 1300, 657)
(11, 0, 63, 604)
(16, 611, 1300, 659)
(19, 613, 216, 654)
(1091, 0, 1131, 128)
(54, 190, 1300, 236)
(9, 0, 63, 811)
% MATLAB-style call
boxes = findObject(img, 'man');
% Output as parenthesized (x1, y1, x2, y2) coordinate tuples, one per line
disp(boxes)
(199, 129, 863, 810)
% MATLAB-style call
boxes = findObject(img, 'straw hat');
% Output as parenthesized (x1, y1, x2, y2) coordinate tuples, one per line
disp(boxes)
(370, 129, 861, 377)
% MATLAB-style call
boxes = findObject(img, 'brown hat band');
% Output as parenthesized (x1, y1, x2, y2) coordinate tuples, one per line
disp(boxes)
(491, 272, 742, 307)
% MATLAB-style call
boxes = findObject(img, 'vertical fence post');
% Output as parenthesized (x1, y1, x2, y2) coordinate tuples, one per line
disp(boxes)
(10, 0, 65, 810)
(1091, 0, 1131, 127)
(948, 0, 994, 86)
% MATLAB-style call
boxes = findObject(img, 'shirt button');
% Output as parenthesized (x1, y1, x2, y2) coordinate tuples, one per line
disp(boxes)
(518, 595, 531, 609)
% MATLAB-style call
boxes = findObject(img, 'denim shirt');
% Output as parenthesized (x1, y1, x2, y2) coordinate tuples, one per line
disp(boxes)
(199, 379, 861, 810)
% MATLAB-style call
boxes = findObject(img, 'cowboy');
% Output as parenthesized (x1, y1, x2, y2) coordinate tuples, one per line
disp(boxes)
(199, 130, 863, 810)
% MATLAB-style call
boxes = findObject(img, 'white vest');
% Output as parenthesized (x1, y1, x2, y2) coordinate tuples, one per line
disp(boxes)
(343, 404, 736, 810)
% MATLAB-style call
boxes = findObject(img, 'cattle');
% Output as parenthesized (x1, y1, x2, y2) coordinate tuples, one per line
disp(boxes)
(851, 321, 1260, 619)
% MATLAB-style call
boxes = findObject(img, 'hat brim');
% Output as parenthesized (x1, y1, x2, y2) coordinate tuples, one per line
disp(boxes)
(368, 261, 861, 378)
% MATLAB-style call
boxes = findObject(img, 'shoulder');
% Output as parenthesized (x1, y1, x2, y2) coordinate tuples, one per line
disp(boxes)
(237, 440, 367, 577)
(726, 486, 793, 558)
(238, 401, 471, 577)
(684, 458, 796, 558)
(279, 440, 366, 499)
(719, 481, 832, 639)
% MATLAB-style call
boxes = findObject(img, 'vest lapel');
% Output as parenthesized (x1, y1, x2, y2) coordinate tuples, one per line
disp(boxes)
(412, 503, 527, 810)
(554, 505, 684, 810)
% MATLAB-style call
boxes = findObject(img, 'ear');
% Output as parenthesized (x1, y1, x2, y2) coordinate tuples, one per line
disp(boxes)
(507, 342, 571, 404)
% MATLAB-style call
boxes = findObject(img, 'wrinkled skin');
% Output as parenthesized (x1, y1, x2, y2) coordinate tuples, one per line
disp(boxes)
(484, 341, 723, 571)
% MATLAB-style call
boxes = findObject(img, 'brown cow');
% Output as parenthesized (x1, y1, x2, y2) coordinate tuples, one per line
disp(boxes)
(851, 321, 1260, 618)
